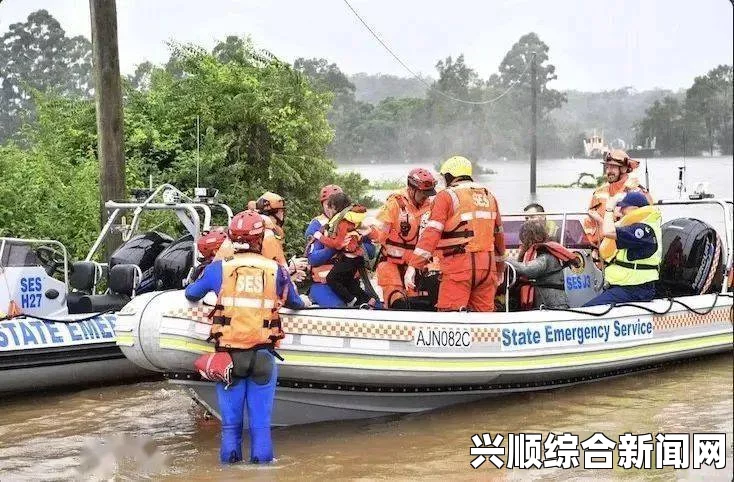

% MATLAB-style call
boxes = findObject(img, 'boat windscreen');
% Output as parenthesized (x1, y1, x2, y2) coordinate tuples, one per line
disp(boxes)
(502, 218, 593, 250)
(0, 243, 40, 267)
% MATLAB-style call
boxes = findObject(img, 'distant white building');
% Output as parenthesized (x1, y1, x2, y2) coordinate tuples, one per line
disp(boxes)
(583, 130, 609, 158)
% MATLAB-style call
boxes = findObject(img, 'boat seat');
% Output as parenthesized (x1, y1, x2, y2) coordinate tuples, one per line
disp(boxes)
(67, 261, 101, 314)
(75, 264, 141, 314)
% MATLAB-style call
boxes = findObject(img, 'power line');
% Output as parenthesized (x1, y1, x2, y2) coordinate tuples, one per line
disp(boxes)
(341, 0, 530, 106)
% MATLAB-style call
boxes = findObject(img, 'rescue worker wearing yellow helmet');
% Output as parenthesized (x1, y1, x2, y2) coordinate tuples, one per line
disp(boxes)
(404, 156, 506, 312)
(584, 149, 653, 246)
(370, 168, 438, 307)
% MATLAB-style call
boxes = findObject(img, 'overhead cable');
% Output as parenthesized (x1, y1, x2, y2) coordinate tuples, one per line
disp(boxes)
(342, 0, 531, 105)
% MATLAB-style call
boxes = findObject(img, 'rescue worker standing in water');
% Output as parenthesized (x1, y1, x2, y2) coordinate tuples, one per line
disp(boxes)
(584, 150, 653, 246)
(404, 156, 506, 312)
(185, 210, 304, 464)
(370, 168, 437, 307)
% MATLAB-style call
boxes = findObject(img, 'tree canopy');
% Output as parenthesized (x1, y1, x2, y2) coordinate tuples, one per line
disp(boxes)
(634, 65, 733, 156)
(295, 32, 569, 162)
(0, 9, 92, 143)
(0, 28, 371, 259)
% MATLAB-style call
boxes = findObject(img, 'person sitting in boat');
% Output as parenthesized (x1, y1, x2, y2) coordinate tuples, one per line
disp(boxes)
(217, 192, 308, 282)
(404, 156, 507, 312)
(312, 192, 380, 308)
(191, 229, 228, 281)
(304, 184, 376, 307)
(506, 219, 577, 310)
(369, 168, 438, 308)
(523, 203, 560, 242)
(256, 191, 308, 283)
(185, 209, 304, 465)
(584, 150, 653, 247)
(583, 191, 662, 306)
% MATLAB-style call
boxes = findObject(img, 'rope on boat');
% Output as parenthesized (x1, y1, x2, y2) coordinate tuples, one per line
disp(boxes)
(5, 310, 115, 324)
(541, 292, 733, 318)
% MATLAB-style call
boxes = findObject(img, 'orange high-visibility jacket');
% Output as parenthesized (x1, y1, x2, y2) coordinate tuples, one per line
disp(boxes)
(408, 181, 506, 274)
(211, 253, 285, 350)
(372, 190, 430, 265)
(584, 174, 653, 245)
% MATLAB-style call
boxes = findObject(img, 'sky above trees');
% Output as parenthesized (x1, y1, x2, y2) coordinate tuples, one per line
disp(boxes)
(0, 0, 731, 92)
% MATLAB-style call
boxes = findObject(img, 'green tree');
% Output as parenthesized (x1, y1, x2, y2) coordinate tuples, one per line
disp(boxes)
(686, 65, 733, 155)
(293, 57, 376, 160)
(492, 33, 566, 116)
(0, 9, 93, 142)
(634, 96, 686, 155)
(124, 43, 372, 255)
(1, 38, 372, 260)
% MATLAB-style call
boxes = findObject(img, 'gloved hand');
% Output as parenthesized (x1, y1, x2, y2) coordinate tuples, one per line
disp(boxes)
(495, 269, 505, 287)
(291, 269, 307, 283)
(202, 291, 218, 306)
(403, 266, 416, 290)
(299, 294, 313, 307)
(289, 257, 308, 273)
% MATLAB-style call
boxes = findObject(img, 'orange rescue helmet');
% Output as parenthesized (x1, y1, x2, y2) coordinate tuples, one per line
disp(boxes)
(255, 191, 285, 214)
(319, 184, 343, 203)
(407, 168, 437, 195)
(602, 149, 636, 172)
(197, 230, 228, 260)
(229, 210, 265, 244)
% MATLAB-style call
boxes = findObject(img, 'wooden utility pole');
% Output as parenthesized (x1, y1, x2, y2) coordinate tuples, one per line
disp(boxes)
(90, 0, 125, 256)
(530, 52, 538, 196)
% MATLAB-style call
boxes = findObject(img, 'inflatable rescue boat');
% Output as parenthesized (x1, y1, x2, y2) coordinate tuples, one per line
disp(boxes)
(114, 198, 733, 426)
(0, 184, 233, 394)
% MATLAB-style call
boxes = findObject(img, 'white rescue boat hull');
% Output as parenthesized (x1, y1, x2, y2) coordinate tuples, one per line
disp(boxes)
(114, 291, 733, 426)
(0, 314, 153, 395)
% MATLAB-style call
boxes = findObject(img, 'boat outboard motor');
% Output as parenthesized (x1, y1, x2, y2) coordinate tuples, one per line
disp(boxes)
(658, 218, 724, 297)
(154, 234, 195, 290)
(109, 231, 173, 294)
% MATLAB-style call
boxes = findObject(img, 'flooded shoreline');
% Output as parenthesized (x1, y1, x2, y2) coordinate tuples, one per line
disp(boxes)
(1, 353, 731, 480)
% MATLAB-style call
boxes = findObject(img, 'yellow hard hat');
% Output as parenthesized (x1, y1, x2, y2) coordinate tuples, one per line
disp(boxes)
(439, 156, 473, 177)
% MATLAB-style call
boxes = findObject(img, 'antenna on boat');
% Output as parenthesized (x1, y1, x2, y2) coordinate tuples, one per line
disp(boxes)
(644, 158, 650, 192)
(677, 131, 687, 199)
(196, 115, 201, 189)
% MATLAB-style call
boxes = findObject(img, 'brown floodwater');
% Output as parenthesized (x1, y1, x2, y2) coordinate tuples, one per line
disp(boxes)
(0, 354, 731, 481)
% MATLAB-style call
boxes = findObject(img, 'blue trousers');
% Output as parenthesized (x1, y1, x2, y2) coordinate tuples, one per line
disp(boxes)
(216, 350, 278, 464)
(308, 282, 346, 308)
(582, 282, 656, 307)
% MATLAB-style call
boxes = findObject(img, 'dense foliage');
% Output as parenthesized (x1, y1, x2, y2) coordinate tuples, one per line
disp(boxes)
(0, 10, 93, 143)
(0, 22, 370, 259)
(298, 33, 569, 162)
(634, 65, 733, 156)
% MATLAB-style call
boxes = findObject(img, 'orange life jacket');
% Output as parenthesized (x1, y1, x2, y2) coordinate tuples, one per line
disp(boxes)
(210, 253, 285, 350)
(435, 182, 498, 258)
(518, 242, 578, 310)
(584, 175, 652, 245)
(382, 193, 429, 264)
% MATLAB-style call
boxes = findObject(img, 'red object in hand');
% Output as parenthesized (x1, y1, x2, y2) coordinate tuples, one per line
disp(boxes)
(194, 352, 234, 387)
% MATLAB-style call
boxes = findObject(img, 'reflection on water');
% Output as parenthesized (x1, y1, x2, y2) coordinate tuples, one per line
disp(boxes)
(0, 355, 731, 480)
